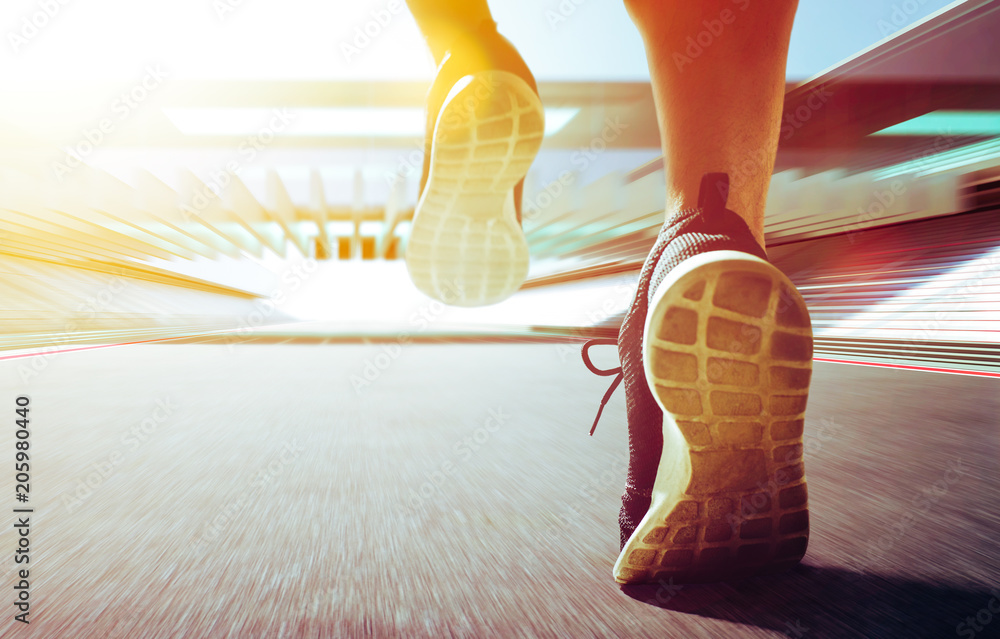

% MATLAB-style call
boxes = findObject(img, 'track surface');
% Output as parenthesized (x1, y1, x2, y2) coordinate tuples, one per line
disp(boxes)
(1, 342, 998, 638)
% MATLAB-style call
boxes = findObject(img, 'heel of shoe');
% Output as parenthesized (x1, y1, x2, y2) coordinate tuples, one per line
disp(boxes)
(432, 70, 543, 197)
(614, 251, 813, 584)
(405, 71, 542, 307)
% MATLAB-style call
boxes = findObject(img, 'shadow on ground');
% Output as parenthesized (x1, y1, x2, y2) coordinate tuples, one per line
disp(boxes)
(622, 564, 999, 638)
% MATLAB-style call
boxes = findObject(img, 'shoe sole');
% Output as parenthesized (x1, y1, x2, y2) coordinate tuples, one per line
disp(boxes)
(614, 250, 813, 585)
(405, 70, 544, 307)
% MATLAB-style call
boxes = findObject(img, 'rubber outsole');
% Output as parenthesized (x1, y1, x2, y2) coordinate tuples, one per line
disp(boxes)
(405, 70, 544, 307)
(614, 250, 813, 585)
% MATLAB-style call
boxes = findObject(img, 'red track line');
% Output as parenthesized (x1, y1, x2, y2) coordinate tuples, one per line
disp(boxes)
(0, 332, 227, 362)
(813, 357, 1000, 378)
(3, 339, 999, 379)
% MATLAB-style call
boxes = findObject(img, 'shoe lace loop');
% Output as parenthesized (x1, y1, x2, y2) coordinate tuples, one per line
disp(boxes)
(581, 338, 623, 436)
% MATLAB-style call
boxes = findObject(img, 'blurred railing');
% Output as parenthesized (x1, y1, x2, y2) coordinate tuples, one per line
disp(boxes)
(523, 163, 1000, 373)
(2, 154, 998, 369)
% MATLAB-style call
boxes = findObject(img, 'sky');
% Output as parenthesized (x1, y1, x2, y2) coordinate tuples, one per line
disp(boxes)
(0, 0, 964, 88)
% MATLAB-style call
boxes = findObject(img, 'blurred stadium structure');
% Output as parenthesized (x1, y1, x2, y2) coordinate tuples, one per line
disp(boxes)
(1, 0, 998, 372)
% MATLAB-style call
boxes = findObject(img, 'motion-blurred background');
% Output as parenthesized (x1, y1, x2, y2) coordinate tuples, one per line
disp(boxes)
(2, 3, 1000, 637)
(1, 0, 998, 373)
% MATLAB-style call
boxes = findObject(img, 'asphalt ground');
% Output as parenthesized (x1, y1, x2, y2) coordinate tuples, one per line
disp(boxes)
(0, 342, 997, 638)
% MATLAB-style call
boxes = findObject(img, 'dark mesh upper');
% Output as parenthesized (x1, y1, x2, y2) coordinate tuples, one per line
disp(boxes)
(616, 173, 768, 547)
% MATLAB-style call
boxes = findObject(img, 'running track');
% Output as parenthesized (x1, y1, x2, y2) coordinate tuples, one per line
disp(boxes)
(0, 342, 997, 638)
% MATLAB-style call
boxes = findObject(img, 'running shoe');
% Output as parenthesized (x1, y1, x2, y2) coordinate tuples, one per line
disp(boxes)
(583, 173, 813, 584)
(405, 20, 543, 306)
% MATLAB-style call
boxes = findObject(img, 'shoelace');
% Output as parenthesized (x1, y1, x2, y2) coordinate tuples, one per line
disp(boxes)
(581, 338, 623, 436)
(579, 174, 750, 437)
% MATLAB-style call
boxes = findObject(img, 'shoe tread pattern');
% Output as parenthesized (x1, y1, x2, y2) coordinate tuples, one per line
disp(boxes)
(615, 253, 812, 584)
